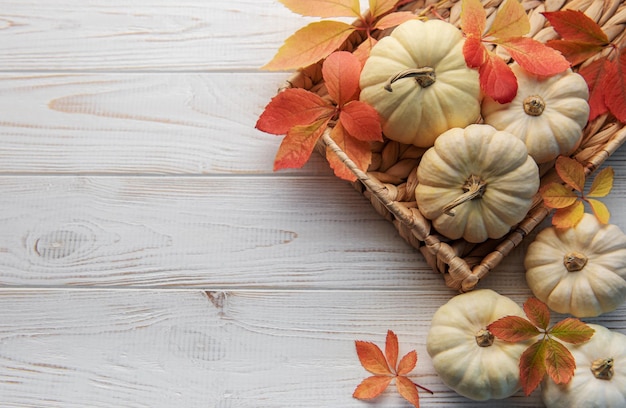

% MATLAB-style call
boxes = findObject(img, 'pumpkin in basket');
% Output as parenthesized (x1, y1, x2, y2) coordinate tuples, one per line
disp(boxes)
(482, 64, 590, 164)
(359, 19, 481, 148)
(415, 124, 540, 243)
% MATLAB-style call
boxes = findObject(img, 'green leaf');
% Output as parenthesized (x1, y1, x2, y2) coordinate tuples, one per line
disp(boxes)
(520, 340, 548, 396)
(488, 316, 541, 342)
(524, 298, 551, 330)
(544, 338, 576, 385)
(549, 318, 595, 344)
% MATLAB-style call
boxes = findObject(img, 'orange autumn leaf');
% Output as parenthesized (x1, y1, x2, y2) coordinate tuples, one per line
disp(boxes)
(368, 0, 400, 18)
(273, 118, 330, 170)
(278, 0, 361, 18)
(552, 200, 585, 229)
(256, 88, 329, 135)
(396, 376, 421, 407)
(396, 350, 417, 376)
(540, 183, 578, 209)
(519, 340, 548, 395)
(353, 376, 394, 399)
(322, 49, 362, 105)
(326, 121, 372, 181)
(385, 329, 399, 370)
(544, 338, 576, 385)
(555, 156, 585, 192)
(355, 339, 392, 375)
(543, 10, 609, 45)
(488, 316, 541, 342)
(374, 11, 418, 30)
(523, 297, 551, 331)
(498, 36, 570, 77)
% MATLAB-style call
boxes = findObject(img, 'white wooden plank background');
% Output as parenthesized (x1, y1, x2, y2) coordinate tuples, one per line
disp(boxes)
(1, 1, 625, 407)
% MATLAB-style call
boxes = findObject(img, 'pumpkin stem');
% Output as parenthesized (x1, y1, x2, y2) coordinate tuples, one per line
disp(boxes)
(563, 251, 588, 272)
(384, 67, 436, 91)
(523, 95, 545, 116)
(442, 175, 487, 216)
(475, 329, 495, 347)
(591, 357, 614, 380)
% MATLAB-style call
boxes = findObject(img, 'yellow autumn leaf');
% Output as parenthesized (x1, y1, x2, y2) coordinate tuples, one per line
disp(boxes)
(552, 201, 585, 229)
(587, 166, 614, 197)
(587, 198, 610, 224)
(555, 156, 585, 192)
(278, 0, 361, 18)
(369, 0, 399, 18)
(485, 0, 530, 39)
(540, 183, 579, 208)
(262, 21, 356, 71)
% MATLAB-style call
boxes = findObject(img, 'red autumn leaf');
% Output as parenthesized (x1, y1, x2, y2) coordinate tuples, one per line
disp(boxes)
(353, 376, 394, 399)
(353, 37, 377, 66)
(326, 121, 372, 181)
(587, 167, 615, 197)
(552, 200, 585, 229)
(396, 376, 420, 408)
(278, 0, 361, 18)
(273, 118, 329, 171)
(397, 350, 418, 376)
(262, 21, 356, 71)
(555, 156, 585, 192)
(368, 0, 399, 18)
(385, 330, 399, 372)
(524, 297, 551, 330)
(579, 57, 612, 121)
(519, 340, 548, 395)
(545, 40, 606, 67)
(479, 52, 518, 103)
(463, 36, 486, 68)
(544, 338, 576, 385)
(543, 10, 609, 45)
(340, 101, 383, 141)
(322, 51, 362, 106)
(488, 316, 541, 342)
(498, 37, 570, 76)
(550, 318, 595, 344)
(374, 11, 418, 30)
(460, 0, 486, 38)
(604, 48, 626, 123)
(355, 340, 393, 375)
(256, 88, 330, 135)
(484, 0, 529, 39)
(540, 183, 579, 209)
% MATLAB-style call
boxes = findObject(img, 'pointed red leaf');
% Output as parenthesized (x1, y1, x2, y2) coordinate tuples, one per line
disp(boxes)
(524, 298, 551, 330)
(397, 350, 418, 376)
(546, 40, 605, 66)
(353, 375, 394, 400)
(396, 376, 420, 408)
(322, 51, 362, 106)
(273, 118, 329, 171)
(355, 340, 393, 375)
(278, 0, 361, 18)
(555, 156, 585, 192)
(604, 48, 626, 123)
(550, 318, 595, 344)
(479, 51, 518, 103)
(499, 37, 570, 76)
(262, 21, 356, 71)
(552, 201, 585, 229)
(326, 121, 372, 181)
(374, 11, 418, 30)
(484, 0, 530, 39)
(579, 57, 611, 121)
(369, 0, 399, 18)
(385, 330, 399, 373)
(543, 10, 609, 45)
(463, 36, 486, 68)
(544, 338, 576, 385)
(488, 316, 541, 342)
(460, 0, 486, 38)
(339, 101, 382, 142)
(256, 88, 330, 135)
(519, 340, 548, 396)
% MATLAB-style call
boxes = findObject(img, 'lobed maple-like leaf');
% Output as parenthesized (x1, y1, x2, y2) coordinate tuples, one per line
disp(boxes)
(550, 318, 595, 344)
(588, 167, 615, 197)
(488, 315, 541, 342)
(524, 297, 551, 331)
(544, 338, 576, 385)
(556, 156, 585, 192)
(278, 0, 361, 18)
(519, 340, 548, 396)
(262, 21, 356, 71)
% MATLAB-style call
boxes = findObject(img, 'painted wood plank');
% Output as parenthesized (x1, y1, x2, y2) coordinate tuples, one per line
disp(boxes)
(0, 72, 327, 175)
(0, 0, 357, 72)
(7, 288, 620, 407)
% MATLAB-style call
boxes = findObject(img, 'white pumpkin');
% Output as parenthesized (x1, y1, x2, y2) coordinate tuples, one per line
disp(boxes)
(415, 124, 539, 243)
(525, 213, 626, 317)
(427, 289, 532, 401)
(541, 324, 626, 408)
(359, 19, 481, 147)
(482, 64, 590, 164)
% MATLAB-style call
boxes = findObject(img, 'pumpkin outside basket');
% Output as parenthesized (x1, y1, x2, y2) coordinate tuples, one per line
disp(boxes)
(278, 0, 626, 292)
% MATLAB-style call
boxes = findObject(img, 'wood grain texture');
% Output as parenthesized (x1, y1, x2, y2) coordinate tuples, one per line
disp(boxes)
(9, 288, 621, 408)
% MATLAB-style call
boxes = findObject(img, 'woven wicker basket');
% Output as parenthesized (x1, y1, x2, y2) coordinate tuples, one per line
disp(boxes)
(279, 0, 626, 292)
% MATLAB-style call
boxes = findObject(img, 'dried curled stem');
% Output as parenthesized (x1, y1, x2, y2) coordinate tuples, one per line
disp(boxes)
(384, 67, 436, 92)
(442, 175, 487, 216)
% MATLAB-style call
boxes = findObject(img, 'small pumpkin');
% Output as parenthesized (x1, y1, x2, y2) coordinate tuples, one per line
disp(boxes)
(415, 124, 540, 243)
(541, 324, 626, 408)
(482, 63, 590, 164)
(427, 289, 531, 401)
(359, 19, 481, 148)
(525, 213, 626, 318)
